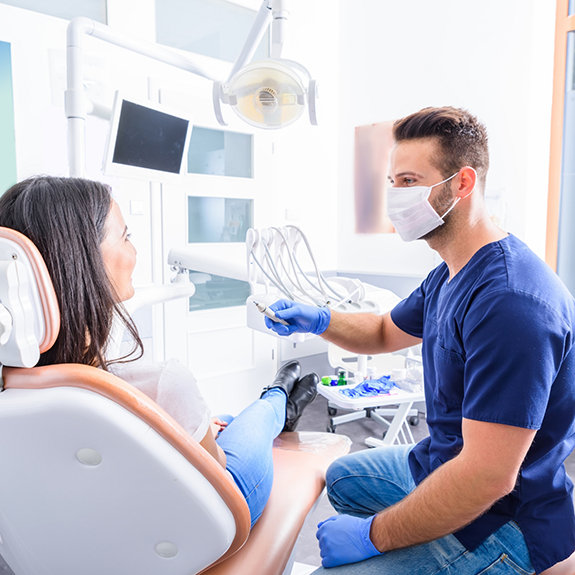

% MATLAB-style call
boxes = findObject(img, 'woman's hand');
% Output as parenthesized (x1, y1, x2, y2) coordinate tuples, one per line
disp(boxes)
(211, 417, 228, 438)
(201, 420, 228, 469)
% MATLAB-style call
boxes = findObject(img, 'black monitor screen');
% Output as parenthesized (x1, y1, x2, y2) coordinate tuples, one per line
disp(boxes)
(112, 100, 189, 174)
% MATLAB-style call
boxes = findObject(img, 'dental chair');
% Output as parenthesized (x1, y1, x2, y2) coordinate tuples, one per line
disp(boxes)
(0, 227, 350, 575)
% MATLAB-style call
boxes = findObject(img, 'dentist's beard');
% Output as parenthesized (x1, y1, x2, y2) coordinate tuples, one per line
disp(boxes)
(419, 182, 458, 243)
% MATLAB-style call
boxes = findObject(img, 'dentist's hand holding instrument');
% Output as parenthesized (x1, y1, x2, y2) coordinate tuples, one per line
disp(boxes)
(253, 301, 290, 326)
(262, 299, 331, 336)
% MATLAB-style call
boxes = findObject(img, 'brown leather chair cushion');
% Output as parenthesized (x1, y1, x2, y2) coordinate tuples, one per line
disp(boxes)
(203, 432, 350, 575)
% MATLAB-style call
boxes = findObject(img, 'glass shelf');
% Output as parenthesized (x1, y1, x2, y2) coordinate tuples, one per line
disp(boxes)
(188, 127, 252, 179)
(188, 196, 253, 244)
(188, 271, 251, 312)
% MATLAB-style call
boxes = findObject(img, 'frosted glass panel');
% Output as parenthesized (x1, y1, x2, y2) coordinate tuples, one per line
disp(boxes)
(156, 0, 269, 62)
(188, 127, 252, 178)
(557, 32, 575, 295)
(188, 196, 253, 243)
(188, 271, 251, 311)
(570, 0, 575, 16)
(0, 0, 106, 22)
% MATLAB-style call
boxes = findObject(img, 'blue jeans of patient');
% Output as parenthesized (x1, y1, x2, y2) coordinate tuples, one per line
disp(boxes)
(216, 388, 285, 528)
(312, 445, 535, 575)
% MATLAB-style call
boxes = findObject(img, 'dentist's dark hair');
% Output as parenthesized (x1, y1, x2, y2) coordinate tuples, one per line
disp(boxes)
(393, 106, 490, 190)
(0, 176, 143, 369)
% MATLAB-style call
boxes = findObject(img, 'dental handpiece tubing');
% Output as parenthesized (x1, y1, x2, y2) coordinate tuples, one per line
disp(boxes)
(254, 301, 290, 326)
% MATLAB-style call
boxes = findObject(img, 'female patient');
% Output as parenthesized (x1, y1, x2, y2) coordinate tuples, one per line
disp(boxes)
(0, 175, 318, 528)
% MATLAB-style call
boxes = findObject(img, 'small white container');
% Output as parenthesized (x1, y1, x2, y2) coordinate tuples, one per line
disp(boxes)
(406, 355, 424, 384)
(365, 366, 377, 380)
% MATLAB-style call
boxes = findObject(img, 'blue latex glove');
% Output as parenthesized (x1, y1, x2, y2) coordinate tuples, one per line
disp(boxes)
(339, 376, 397, 398)
(316, 514, 383, 568)
(263, 299, 331, 336)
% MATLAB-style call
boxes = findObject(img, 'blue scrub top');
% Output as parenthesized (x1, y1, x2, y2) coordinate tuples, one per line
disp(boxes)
(391, 234, 575, 573)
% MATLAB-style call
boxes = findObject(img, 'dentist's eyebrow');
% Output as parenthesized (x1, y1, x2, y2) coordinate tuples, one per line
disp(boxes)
(395, 171, 424, 179)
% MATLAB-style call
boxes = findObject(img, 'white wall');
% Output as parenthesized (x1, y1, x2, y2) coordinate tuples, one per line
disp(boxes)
(267, 1, 340, 271)
(337, 0, 556, 277)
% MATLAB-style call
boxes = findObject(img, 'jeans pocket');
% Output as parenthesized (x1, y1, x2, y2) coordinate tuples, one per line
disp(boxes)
(507, 521, 523, 535)
(476, 554, 535, 575)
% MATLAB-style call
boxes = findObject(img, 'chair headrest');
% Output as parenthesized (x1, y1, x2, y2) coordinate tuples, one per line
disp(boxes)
(0, 227, 60, 367)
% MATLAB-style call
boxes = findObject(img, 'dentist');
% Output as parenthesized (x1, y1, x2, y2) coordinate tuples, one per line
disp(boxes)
(265, 107, 575, 574)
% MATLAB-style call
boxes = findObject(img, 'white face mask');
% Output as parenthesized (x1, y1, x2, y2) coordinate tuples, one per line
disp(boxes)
(386, 173, 463, 242)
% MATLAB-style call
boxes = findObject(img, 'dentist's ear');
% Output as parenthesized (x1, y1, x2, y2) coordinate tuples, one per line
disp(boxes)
(456, 167, 477, 199)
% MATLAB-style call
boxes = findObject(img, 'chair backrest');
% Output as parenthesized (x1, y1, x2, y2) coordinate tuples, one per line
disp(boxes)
(0, 227, 250, 575)
(0, 228, 59, 368)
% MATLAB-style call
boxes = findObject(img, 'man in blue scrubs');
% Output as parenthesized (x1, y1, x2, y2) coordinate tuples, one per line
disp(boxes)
(265, 107, 575, 574)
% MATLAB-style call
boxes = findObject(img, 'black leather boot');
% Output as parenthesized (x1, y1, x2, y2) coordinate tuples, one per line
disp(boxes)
(283, 373, 319, 432)
(260, 360, 301, 399)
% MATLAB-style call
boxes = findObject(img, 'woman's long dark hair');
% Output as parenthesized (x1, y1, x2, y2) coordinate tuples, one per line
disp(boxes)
(0, 176, 143, 369)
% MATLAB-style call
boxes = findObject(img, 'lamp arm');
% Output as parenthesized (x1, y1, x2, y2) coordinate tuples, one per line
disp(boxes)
(225, 0, 273, 83)
(66, 16, 221, 177)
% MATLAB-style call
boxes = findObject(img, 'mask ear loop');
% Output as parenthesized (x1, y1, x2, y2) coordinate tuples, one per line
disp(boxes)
(438, 168, 476, 219)
(435, 172, 459, 187)
(424, 171, 458, 203)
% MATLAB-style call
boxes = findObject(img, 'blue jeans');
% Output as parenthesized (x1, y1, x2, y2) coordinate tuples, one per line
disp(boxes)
(312, 445, 535, 574)
(216, 388, 285, 528)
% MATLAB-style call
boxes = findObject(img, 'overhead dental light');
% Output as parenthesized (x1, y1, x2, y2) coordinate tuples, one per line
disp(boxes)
(215, 59, 317, 129)
(213, 0, 318, 129)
